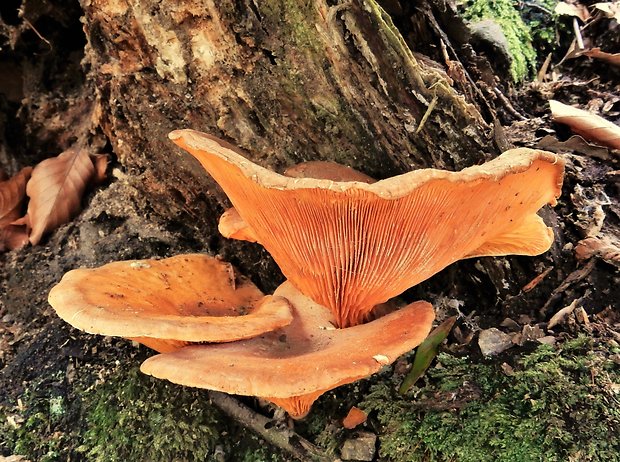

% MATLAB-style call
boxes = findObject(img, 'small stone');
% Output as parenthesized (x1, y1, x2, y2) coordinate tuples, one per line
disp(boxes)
(520, 325, 545, 344)
(500, 317, 520, 331)
(501, 362, 515, 376)
(340, 432, 377, 461)
(478, 328, 513, 356)
(537, 336, 557, 346)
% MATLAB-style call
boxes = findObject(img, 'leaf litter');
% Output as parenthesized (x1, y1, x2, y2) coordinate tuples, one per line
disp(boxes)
(1, 147, 108, 250)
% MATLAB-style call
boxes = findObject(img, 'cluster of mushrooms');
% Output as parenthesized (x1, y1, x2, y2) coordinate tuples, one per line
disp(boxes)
(49, 129, 565, 419)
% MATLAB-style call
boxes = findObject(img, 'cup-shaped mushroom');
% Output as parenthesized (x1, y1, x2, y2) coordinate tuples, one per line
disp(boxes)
(171, 129, 564, 327)
(48, 254, 293, 352)
(140, 281, 435, 419)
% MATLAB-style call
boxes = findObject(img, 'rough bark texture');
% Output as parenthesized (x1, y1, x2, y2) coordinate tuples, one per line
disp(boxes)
(83, 0, 496, 223)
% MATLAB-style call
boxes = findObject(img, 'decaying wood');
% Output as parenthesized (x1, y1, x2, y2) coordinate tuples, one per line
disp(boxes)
(81, 0, 497, 234)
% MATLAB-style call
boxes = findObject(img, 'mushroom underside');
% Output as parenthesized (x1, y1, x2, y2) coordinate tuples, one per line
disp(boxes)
(140, 281, 435, 418)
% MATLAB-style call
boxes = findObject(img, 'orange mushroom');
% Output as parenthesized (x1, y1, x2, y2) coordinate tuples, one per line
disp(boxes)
(218, 161, 374, 244)
(218, 207, 260, 243)
(170, 129, 565, 327)
(48, 254, 293, 352)
(284, 160, 376, 183)
(140, 281, 434, 419)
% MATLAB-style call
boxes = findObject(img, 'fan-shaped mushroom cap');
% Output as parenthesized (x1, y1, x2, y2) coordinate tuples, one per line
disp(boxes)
(140, 281, 434, 419)
(48, 254, 293, 352)
(170, 129, 564, 327)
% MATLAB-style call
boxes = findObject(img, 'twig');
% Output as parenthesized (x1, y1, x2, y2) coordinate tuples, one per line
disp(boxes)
(493, 87, 527, 121)
(522, 1, 554, 15)
(208, 391, 331, 462)
(423, 10, 495, 118)
(415, 95, 438, 134)
(21, 18, 52, 50)
(539, 260, 596, 315)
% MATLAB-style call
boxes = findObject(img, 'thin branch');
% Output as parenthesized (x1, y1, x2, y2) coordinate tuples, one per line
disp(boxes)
(208, 391, 331, 462)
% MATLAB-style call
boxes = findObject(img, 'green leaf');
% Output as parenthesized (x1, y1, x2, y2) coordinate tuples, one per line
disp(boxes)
(399, 316, 457, 394)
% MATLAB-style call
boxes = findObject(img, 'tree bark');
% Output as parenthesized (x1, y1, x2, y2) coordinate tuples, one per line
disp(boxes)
(82, 0, 496, 221)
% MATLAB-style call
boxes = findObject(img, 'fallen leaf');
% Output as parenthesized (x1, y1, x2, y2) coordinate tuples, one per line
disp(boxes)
(554, 1, 591, 21)
(583, 48, 620, 67)
(399, 316, 456, 394)
(0, 167, 32, 251)
(548, 299, 578, 329)
(575, 235, 620, 265)
(23, 147, 96, 245)
(536, 134, 610, 160)
(594, 1, 620, 20)
(342, 406, 368, 429)
(550, 100, 620, 149)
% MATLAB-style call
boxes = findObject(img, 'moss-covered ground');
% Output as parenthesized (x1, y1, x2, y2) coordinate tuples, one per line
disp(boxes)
(362, 335, 620, 462)
(462, 0, 559, 81)
(0, 362, 289, 462)
(2, 334, 618, 461)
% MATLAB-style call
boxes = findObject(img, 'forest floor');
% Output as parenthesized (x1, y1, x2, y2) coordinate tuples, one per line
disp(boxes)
(1, 1, 619, 461)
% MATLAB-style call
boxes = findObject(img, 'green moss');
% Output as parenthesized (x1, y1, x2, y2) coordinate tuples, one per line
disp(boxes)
(1, 365, 288, 461)
(258, 0, 321, 53)
(78, 368, 222, 461)
(361, 335, 620, 462)
(463, 0, 538, 81)
(519, 0, 563, 60)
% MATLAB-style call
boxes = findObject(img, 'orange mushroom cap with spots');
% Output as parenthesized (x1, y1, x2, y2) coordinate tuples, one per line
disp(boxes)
(140, 281, 434, 419)
(48, 254, 293, 353)
(170, 129, 565, 328)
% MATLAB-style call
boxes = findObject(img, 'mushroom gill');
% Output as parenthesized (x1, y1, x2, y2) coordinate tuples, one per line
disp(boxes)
(170, 129, 565, 328)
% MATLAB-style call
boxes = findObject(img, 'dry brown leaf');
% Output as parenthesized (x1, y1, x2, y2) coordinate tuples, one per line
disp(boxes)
(548, 299, 578, 329)
(583, 48, 620, 67)
(575, 235, 620, 265)
(550, 100, 620, 149)
(594, 1, 620, 20)
(0, 167, 32, 251)
(536, 134, 610, 160)
(24, 147, 96, 245)
(555, 1, 591, 21)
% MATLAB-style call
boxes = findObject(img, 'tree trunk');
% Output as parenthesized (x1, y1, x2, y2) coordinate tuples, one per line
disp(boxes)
(83, 0, 498, 205)
(74, 0, 507, 288)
